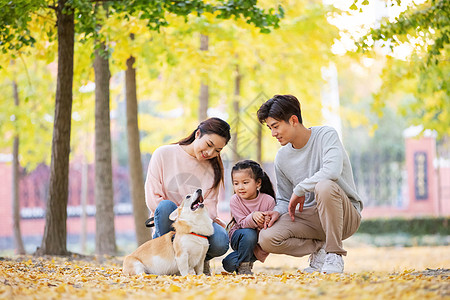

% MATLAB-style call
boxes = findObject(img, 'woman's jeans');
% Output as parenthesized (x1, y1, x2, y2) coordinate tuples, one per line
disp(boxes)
(222, 228, 258, 273)
(153, 200, 229, 261)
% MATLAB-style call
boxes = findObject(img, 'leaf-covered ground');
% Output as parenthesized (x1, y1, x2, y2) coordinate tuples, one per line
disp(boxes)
(1, 246, 448, 299)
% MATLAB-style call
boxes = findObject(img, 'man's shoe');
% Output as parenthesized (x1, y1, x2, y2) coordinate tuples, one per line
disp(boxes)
(237, 262, 254, 275)
(321, 253, 344, 274)
(303, 248, 326, 273)
(203, 260, 211, 276)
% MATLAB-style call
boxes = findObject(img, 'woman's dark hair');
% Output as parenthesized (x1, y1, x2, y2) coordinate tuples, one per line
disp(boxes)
(231, 160, 275, 199)
(178, 117, 231, 190)
(257, 94, 303, 124)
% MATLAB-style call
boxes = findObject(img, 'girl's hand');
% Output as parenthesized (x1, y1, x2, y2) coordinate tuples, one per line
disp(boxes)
(263, 211, 280, 229)
(214, 217, 227, 228)
(252, 211, 265, 228)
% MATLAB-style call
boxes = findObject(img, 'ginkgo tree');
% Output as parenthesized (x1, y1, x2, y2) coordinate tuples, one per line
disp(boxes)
(0, 9, 57, 255)
(0, 50, 56, 255)
(0, 0, 79, 256)
(97, 15, 167, 248)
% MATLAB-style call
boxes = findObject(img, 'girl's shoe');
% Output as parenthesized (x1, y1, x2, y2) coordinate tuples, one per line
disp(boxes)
(237, 262, 253, 275)
(203, 260, 211, 276)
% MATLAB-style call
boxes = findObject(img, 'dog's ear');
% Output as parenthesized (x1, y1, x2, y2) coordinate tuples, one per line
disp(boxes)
(169, 207, 180, 221)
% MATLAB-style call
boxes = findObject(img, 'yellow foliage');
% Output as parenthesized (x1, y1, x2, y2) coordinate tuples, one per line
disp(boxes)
(0, 246, 449, 300)
(0, 0, 373, 168)
(340, 106, 370, 128)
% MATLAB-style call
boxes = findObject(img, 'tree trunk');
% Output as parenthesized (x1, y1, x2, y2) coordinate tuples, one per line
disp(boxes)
(12, 79, 25, 255)
(37, 0, 74, 256)
(232, 64, 241, 164)
(125, 55, 150, 246)
(199, 84, 209, 121)
(199, 34, 209, 121)
(94, 41, 116, 256)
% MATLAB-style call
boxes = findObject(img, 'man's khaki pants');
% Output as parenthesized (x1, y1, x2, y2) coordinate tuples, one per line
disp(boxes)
(259, 180, 361, 256)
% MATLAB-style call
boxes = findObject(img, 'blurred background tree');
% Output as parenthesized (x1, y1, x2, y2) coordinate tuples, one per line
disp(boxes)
(354, 0, 449, 137)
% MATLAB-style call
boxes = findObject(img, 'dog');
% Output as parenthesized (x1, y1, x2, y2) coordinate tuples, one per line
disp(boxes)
(122, 189, 214, 276)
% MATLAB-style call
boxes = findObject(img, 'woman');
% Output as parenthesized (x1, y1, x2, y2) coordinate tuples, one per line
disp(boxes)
(145, 117, 231, 274)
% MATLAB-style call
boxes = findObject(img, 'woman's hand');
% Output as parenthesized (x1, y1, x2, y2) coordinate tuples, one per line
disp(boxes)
(213, 217, 227, 228)
(252, 211, 265, 228)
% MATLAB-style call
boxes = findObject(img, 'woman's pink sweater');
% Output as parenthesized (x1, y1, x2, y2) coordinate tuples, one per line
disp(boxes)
(145, 144, 221, 220)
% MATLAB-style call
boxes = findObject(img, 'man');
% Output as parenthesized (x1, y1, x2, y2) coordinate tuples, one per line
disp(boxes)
(257, 94, 363, 274)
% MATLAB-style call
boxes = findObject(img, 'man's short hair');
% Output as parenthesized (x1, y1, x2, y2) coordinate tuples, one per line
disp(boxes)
(257, 94, 303, 124)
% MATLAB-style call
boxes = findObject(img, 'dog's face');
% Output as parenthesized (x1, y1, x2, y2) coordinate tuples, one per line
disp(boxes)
(169, 189, 206, 221)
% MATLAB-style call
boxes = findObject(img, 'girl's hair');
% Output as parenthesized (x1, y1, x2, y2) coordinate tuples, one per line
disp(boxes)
(177, 117, 231, 190)
(231, 160, 275, 199)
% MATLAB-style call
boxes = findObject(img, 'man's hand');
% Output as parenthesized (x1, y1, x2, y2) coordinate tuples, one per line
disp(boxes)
(288, 194, 305, 221)
(252, 211, 265, 228)
(263, 211, 280, 229)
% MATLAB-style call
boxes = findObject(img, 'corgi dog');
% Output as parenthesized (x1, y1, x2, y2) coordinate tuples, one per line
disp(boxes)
(122, 189, 214, 276)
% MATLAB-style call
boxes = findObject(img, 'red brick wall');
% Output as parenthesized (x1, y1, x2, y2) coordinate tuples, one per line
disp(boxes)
(0, 161, 137, 240)
(18, 215, 136, 237)
(438, 166, 450, 215)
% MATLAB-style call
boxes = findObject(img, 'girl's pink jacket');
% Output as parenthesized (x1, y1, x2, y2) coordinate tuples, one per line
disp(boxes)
(228, 192, 275, 262)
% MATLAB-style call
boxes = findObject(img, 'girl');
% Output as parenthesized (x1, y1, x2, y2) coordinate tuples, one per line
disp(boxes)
(222, 160, 275, 275)
(145, 117, 231, 274)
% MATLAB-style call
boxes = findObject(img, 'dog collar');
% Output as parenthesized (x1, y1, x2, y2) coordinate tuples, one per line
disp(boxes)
(189, 232, 208, 239)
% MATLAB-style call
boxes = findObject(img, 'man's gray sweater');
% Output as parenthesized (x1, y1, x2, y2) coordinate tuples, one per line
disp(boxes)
(273, 126, 363, 215)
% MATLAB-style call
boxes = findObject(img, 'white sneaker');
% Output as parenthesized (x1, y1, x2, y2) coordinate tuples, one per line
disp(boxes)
(303, 248, 326, 273)
(321, 253, 344, 274)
